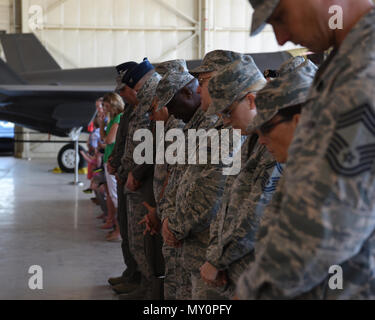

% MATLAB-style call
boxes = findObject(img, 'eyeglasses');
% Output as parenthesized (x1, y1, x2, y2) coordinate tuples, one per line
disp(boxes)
(259, 118, 290, 135)
(221, 104, 236, 119)
(221, 92, 253, 119)
(198, 76, 211, 87)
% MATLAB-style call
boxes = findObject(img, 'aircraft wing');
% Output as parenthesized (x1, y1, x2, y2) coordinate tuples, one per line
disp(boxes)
(0, 33, 61, 74)
(0, 85, 112, 137)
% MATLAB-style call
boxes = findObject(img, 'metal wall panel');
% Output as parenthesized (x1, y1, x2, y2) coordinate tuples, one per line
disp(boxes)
(209, 0, 300, 54)
(22, 0, 200, 68)
(20, 0, 299, 69)
(0, 0, 11, 33)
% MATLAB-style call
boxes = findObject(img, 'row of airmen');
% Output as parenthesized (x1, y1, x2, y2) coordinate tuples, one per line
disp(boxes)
(106, 0, 375, 300)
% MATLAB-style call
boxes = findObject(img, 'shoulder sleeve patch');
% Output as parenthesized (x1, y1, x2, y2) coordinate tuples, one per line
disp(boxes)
(326, 103, 375, 177)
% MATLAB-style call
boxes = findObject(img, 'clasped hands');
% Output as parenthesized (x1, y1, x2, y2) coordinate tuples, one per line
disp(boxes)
(161, 218, 181, 248)
(200, 261, 227, 288)
(138, 202, 161, 236)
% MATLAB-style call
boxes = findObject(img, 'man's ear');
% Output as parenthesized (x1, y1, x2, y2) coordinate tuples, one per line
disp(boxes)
(293, 114, 301, 127)
(181, 86, 193, 98)
(247, 93, 257, 110)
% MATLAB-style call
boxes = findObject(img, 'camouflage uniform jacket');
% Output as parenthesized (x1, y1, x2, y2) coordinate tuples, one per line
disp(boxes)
(159, 107, 207, 222)
(207, 134, 256, 263)
(120, 72, 161, 192)
(206, 142, 280, 280)
(153, 115, 185, 218)
(167, 115, 236, 274)
(237, 8, 375, 300)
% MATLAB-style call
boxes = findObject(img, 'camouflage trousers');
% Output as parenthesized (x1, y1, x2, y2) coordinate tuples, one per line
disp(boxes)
(191, 273, 228, 300)
(182, 236, 227, 300)
(199, 253, 255, 299)
(126, 193, 153, 286)
(220, 253, 254, 299)
(162, 244, 192, 300)
(117, 184, 139, 281)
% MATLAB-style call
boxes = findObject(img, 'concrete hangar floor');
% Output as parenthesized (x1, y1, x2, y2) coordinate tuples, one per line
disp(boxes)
(0, 157, 123, 300)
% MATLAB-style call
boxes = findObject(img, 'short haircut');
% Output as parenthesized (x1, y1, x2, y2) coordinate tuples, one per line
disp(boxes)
(277, 103, 303, 120)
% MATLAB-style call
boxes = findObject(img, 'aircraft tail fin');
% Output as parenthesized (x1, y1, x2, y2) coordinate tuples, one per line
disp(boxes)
(0, 59, 26, 84)
(0, 33, 61, 74)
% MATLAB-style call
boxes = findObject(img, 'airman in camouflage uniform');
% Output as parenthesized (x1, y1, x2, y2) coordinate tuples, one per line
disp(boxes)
(152, 60, 188, 218)
(119, 59, 162, 299)
(143, 59, 189, 300)
(155, 65, 205, 300)
(185, 53, 265, 298)
(190, 50, 260, 189)
(204, 58, 316, 298)
(237, 0, 375, 300)
(107, 62, 141, 294)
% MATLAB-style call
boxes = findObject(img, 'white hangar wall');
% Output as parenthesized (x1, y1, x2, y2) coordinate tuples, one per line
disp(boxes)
(21, 0, 300, 68)
(0, 0, 11, 60)
(204, 0, 298, 54)
(22, 0, 201, 68)
(0, 0, 12, 34)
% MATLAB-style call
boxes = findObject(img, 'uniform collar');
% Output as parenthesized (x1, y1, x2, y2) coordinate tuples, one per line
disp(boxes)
(184, 107, 206, 132)
(336, 7, 375, 63)
(313, 8, 375, 91)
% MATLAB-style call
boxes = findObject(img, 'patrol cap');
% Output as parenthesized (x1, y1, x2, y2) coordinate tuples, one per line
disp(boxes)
(115, 61, 138, 92)
(263, 56, 306, 80)
(136, 72, 162, 117)
(189, 50, 241, 75)
(248, 0, 280, 36)
(278, 56, 306, 76)
(155, 59, 188, 77)
(123, 57, 155, 89)
(207, 53, 266, 116)
(247, 59, 318, 132)
(263, 69, 279, 79)
(155, 69, 195, 111)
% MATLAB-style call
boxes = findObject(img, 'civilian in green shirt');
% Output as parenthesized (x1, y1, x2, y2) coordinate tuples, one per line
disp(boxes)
(99, 93, 124, 240)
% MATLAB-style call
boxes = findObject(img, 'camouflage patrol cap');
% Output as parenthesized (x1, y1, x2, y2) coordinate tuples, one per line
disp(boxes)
(189, 50, 241, 75)
(247, 59, 318, 132)
(136, 71, 162, 117)
(278, 56, 306, 76)
(263, 56, 306, 81)
(155, 69, 195, 111)
(207, 53, 266, 116)
(155, 59, 188, 77)
(248, 0, 280, 36)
